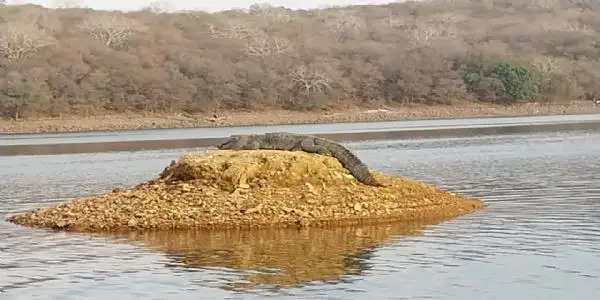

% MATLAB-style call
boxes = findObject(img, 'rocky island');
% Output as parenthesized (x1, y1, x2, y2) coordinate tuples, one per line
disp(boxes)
(9, 135, 484, 232)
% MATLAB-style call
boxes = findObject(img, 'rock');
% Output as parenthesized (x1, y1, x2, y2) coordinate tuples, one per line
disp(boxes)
(128, 218, 138, 227)
(246, 204, 263, 214)
(304, 196, 319, 204)
(180, 184, 192, 192)
(305, 182, 318, 195)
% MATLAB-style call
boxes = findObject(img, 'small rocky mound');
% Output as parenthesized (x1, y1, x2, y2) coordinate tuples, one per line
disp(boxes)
(10, 150, 485, 232)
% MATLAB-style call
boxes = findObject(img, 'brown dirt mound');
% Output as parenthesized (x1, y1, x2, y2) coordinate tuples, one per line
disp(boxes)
(159, 150, 360, 191)
(10, 150, 485, 232)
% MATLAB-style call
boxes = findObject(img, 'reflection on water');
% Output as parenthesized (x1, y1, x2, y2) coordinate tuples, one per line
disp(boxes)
(115, 222, 435, 290)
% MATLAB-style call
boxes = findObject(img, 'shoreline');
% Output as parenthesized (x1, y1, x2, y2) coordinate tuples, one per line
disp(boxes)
(2, 101, 599, 135)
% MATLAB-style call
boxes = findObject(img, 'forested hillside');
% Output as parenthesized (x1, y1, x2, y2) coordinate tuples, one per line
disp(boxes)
(1, 0, 600, 119)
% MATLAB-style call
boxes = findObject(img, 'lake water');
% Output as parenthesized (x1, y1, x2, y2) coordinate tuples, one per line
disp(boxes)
(1, 122, 600, 299)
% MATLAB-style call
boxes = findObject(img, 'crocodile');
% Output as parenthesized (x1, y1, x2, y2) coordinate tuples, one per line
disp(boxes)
(218, 132, 381, 186)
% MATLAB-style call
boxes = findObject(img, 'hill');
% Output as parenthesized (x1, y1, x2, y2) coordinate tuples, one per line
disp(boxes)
(1, 1, 600, 120)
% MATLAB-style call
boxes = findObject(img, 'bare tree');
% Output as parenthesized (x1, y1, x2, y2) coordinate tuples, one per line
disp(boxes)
(80, 14, 145, 49)
(0, 0, 6, 6)
(531, 55, 581, 101)
(438, 0, 458, 6)
(143, 0, 174, 14)
(208, 22, 292, 58)
(384, 12, 405, 29)
(249, 2, 273, 14)
(289, 66, 331, 96)
(532, 55, 561, 94)
(52, 0, 86, 9)
(531, 0, 560, 9)
(541, 19, 595, 34)
(427, 12, 464, 25)
(249, 2, 292, 23)
(208, 22, 253, 40)
(406, 24, 441, 46)
(532, 56, 562, 75)
(326, 13, 364, 42)
(404, 16, 458, 47)
(563, 21, 594, 33)
(0, 22, 55, 63)
(246, 34, 292, 58)
(35, 12, 63, 34)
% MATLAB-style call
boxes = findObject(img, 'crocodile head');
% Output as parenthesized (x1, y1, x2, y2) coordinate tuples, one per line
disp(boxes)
(218, 135, 244, 150)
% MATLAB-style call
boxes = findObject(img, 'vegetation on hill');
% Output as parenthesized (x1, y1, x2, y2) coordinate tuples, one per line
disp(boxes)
(1, 0, 600, 120)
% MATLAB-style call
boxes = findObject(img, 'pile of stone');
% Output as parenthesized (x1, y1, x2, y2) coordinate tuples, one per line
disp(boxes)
(10, 150, 484, 232)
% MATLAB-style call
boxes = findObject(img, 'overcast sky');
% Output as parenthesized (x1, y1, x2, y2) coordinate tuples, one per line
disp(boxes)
(8, 0, 400, 12)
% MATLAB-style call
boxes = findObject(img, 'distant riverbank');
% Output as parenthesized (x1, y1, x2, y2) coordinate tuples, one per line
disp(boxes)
(2, 101, 599, 134)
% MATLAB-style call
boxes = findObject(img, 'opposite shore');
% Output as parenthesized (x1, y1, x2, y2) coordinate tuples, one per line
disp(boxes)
(2, 101, 599, 134)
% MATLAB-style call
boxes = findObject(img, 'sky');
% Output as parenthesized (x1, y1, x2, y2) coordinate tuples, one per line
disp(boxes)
(7, 0, 401, 12)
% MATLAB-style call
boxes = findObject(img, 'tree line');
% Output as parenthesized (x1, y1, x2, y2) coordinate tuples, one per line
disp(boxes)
(1, 0, 600, 119)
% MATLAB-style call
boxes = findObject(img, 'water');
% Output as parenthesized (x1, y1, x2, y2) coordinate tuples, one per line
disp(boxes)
(1, 128, 600, 299)
(3, 113, 600, 146)
(3, 114, 600, 156)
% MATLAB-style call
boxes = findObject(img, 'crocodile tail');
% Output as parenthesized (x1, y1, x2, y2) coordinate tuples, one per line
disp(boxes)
(316, 139, 376, 186)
